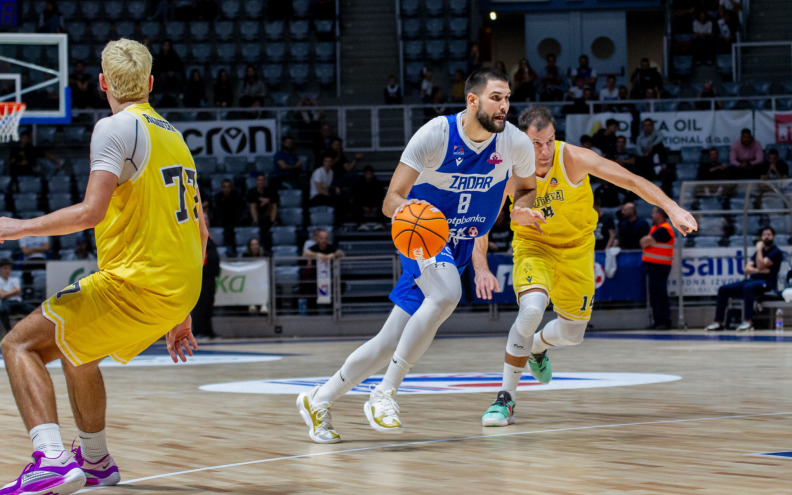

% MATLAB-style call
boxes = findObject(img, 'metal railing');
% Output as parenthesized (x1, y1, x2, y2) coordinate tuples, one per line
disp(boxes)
(731, 41, 792, 83)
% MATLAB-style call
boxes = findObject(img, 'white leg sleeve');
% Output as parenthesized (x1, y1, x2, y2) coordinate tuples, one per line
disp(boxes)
(532, 317, 589, 354)
(515, 291, 548, 337)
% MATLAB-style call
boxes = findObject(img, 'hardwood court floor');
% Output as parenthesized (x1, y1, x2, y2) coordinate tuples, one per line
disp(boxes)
(1, 330, 791, 494)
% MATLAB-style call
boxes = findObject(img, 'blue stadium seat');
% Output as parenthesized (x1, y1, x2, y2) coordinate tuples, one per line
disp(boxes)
(680, 147, 701, 164)
(315, 42, 335, 62)
(271, 226, 297, 246)
(127, 2, 145, 19)
(243, 0, 263, 17)
(17, 177, 41, 194)
(448, 40, 468, 60)
(47, 177, 72, 194)
(13, 194, 39, 214)
(315, 64, 335, 86)
(752, 81, 772, 95)
(289, 64, 310, 85)
(235, 226, 260, 247)
(69, 23, 86, 43)
(104, 1, 123, 19)
(221, 0, 241, 18)
(293, 0, 310, 17)
(262, 64, 283, 86)
(425, 40, 446, 62)
(216, 43, 237, 60)
(190, 21, 210, 42)
(116, 21, 134, 38)
(716, 54, 732, 77)
(665, 84, 681, 98)
(48, 193, 73, 211)
(290, 20, 310, 41)
(208, 227, 225, 246)
(402, 0, 419, 16)
(449, 17, 469, 38)
(722, 82, 740, 96)
(253, 156, 273, 173)
(778, 97, 792, 111)
(402, 18, 421, 39)
(314, 20, 335, 36)
(240, 21, 260, 41)
(215, 21, 235, 41)
(425, 18, 444, 38)
(240, 43, 261, 60)
(168, 22, 186, 40)
(424, 0, 443, 16)
(264, 21, 285, 41)
(278, 190, 303, 208)
(404, 40, 423, 60)
(71, 44, 90, 62)
(749, 99, 768, 111)
(195, 157, 220, 175)
(279, 207, 304, 227)
(272, 245, 298, 257)
(309, 207, 334, 226)
(224, 157, 248, 175)
(191, 44, 213, 63)
(449, 0, 468, 15)
(59, 1, 77, 19)
(270, 91, 291, 106)
(80, 1, 100, 21)
(447, 60, 467, 77)
(289, 42, 310, 62)
(265, 43, 286, 63)
(673, 56, 692, 77)
(405, 62, 424, 83)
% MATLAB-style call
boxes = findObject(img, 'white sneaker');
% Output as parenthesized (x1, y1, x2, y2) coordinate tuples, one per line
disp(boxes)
(705, 322, 724, 332)
(736, 321, 754, 332)
(296, 385, 341, 444)
(364, 388, 403, 434)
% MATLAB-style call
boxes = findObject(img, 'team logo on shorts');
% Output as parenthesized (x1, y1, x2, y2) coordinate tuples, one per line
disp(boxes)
(468, 227, 478, 237)
(199, 372, 681, 395)
(487, 152, 503, 165)
(549, 178, 558, 187)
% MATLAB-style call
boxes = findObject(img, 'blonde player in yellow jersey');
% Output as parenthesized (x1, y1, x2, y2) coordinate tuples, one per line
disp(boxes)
(479, 106, 698, 426)
(0, 39, 207, 495)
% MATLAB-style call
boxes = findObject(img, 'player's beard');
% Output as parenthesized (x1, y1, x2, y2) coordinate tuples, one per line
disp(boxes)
(476, 107, 506, 133)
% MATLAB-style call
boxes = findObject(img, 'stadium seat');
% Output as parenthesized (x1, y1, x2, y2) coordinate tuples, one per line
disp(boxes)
(262, 64, 283, 86)
(59, 1, 77, 19)
(243, 0, 263, 17)
(279, 189, 303, 208)
(402, 18, 421, 39)
(293, 0, 310, 17)
(264, 21, 285, 41)
(191, 44, 213, 63)
(665, 84, 682, 98)
(680, 147, 702, 164)
(80, 1, 100, 20)
(271, 226, 297, 246)
(216, 43, 237, 60)
(17, 177, 41, 194)
(449, 0, 468, 15)
(71, 44, 90, 62)
(270, 91, 291, 106)
(315, 64, 335, 86)
(676, 164, 698, 181)
(235, 226, 260, 248)
(447, 60, 467, 77)
(127, 2, 146, 19)
(208, 227, 226, 246)
(171, 43, 187, 60)
(195, 157, 220, 175)
(47, 178, 72, 194)
(215, 21, 234, 41)
(722, 82, 740, 96)
(240, 21, 260, 41)
(240, 43, 261, 60)
(424, 0, 443, 16)
(13, 194, 39, 214)
(315, 42, 335, 62)
(404, 40, 423, 60)
(48, 193, 73, 211)
(141, 21, 161, 40)
(265, 43, 286, 63)
(224, 157, 248, 175)
(279, 207, 304, 227)
(221, 0, 240, 18)
(449, 17, 469, 38)
(750, 99, 769, 111)
(778, 98, 792, 111)
(402, 0, 419, 16)
(425, 18, 444, 38)
(673, 56, 692, 77)
(289, 64, 310, 85)
(104, 1, 123, 19)
(272, 245, 298, 257)
(309, 206, 334, 226)
(752, 81, 772, 95)
(425, 40, 446, 62)
(168, 22, 186, 40)
(716, 54, 732, 77)
(314, 20, 335, 36)
(405, 62, 424, 83)
(190, 21, 210, 42)
(289, 42, 310, 62)
(448, 40, 468, 60)
(116, 21, 134, 38)
(290, 21, 310, 41)
(253, 156, 273, 173)
(69, 23, 86, 43)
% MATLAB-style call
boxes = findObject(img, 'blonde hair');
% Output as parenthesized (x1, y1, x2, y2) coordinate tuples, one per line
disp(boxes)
(101, 38, 152, 102)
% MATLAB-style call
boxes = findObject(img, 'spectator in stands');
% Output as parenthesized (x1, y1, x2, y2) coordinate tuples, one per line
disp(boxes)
(69, 60, 96, 109)
(512, 59, 537, 102)
(293, 93, 324, 141)
(645, 87, 659, 100)
(352, 165, 385, 227)
(184, 69, 207, 108)
(271, 136, 304, 190)
(328, 138, 360, 189)
(538, 53, 565, 101)
(149, 0, 171, 23)
(151, 40, 185, 89)
(594, 202, 617, 251)
(467, 43, 482, 75)
(641, 207, 675, 329)
(213, 179, 246, 251)
(698, 148, 730, 181)
(616, 202, 650, 249)
(451, 69, 466, 104)
(302, 228, 344, 262)
(424, 86, 449, 122)
(636, 118, 665, 162)
(579, 135, 602, 156)
(761, 149, 789, 180)
(636, 118, 674, 195)
(729, 128, 764, 178)
(717, 10, 737, 53)
(671, 0, 696, 33)
(212, 69, 234, 107)
(567, 76, 585, 101)
(192, 202, 220, 339)
(309, 152, 338, 209)
(612, 85, 635, 113)
(64, 234, 95, 261)
(487, 205, 513, 253)
(247, 173, 278, 254)
(384, 75, 402, 105)
(593, 180, 625, 208)
(19, 235, 50, 267)
(696, 80, 722, 110)
(37, 1, 65, 33)
(705, 226, 781, 332)
(570, 54, 597, 87)
(237, 64, 267, 107)
(242, 238, 265, 258)
(613, 135, 637, 171)
(302, 228, 321, 253)
(692, 11, 716, 66)
(592, 119, 619, 157)
(0, 259, 34, 337)
(8, 131, 61, 178)
(599, 75, 619, 103)
(420, 70, 434, 103)
(719, 0, 742, 18)
(312, 123, 335, 162)
(630, 58, 663, 99)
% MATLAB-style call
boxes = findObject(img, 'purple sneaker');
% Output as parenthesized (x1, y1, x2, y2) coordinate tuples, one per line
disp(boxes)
(0, 451, 86, 495)
(71, 446, 120, 487)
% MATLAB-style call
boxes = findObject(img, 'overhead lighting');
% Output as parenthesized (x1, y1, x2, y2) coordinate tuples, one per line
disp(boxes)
(489, 11, 497, 21)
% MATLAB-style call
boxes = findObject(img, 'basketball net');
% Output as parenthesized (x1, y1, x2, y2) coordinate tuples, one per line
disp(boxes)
(0, 102, 26, 143)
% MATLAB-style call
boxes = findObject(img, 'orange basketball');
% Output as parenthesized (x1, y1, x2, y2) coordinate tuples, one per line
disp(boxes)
(392, 203, 449, 260)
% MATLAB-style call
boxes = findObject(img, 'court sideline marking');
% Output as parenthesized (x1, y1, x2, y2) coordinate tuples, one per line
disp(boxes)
(77, 410, 792, 491)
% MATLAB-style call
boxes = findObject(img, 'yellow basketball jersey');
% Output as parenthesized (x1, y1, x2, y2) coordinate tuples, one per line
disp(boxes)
(512, 141, 597, 246)
(95, 103, 202, 309)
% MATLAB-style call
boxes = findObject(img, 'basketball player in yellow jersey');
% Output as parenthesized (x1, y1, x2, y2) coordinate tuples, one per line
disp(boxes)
(479, 106, 698, 426)
(0, 39, 207, 495)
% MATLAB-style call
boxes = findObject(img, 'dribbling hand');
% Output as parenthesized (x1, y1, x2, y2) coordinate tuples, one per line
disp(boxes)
(167, 315, 198, 363)
(391, 199, 428, 223)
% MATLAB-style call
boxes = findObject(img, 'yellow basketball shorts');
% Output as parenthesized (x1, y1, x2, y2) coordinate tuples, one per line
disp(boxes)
(42, 270, 193, 366)
(512, 235, 596, 321)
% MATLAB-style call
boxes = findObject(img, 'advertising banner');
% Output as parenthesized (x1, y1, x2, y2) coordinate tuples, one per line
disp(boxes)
(564, 112, 633, 144)
(316, 258, 332, 304)
(642, 110, 752, 150)
(174, 119, 277, 158)
(754, 111, 792, 147)
(215, 260, 270, 306)
(46, 261, 99, 298)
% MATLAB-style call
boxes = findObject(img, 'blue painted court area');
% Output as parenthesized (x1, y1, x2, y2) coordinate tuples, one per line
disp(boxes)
(755, 451, 792, 459)
(583, 332, 792, 343)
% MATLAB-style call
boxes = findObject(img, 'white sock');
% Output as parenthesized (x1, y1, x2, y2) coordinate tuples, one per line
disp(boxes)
(29, 423, 64, 458)
(532, 320, 558, 354)
(501, 363, 523, 398)
(315, 369, 356, 405)
(377, 354, 413, 395)
(78, 428, 109, 463)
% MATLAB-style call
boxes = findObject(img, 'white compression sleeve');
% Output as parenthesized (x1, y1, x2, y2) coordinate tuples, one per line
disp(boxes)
(532, 318, 589, 354)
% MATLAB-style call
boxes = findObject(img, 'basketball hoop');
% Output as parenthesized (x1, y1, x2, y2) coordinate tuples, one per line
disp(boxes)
(0, 102, 26, 143)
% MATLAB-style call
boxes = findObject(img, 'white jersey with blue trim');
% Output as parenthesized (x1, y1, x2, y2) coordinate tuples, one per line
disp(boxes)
(400, 112, 535, 240)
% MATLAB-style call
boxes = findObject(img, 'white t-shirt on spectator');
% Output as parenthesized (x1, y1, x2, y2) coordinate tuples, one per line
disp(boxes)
(568, 86, 584, 99)
(599, 87, 619, 101)
(718, 18, 732, 38)
(693, 19, 713, 35)
(19, 236, 49, 260)
(0, 275, 22, 302)
(719, 0, 738, 11)
(310, 167, 334, 199)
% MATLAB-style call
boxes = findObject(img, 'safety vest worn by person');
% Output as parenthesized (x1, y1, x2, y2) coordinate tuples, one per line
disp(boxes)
(642, 221, 675, 265)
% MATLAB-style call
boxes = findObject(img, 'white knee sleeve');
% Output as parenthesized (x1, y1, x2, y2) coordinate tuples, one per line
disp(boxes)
(536, 318, 588, 349)
(506, 322, 533, 357)
(516, 291, 548, 338)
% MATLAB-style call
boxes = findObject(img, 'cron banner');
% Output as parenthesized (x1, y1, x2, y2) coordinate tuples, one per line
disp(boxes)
(754, 111, 792, 147)
(174, 119, 276, 158)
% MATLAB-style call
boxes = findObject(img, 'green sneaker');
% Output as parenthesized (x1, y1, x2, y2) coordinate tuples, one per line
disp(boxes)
(528, 351, 552, 384)
(481, 391, 515, 427)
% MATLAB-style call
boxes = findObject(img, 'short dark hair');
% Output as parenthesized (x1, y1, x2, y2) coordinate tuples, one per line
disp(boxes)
(281, 135, 294, 143)
(607, 75, 616, 81)
(0, 258, 10, 268)
(643, 118, 654, 126)
(762, 226, 775, 235)
(580, 135, 593, 145)
(518, 106, 556, 132)
(363, 165, 374, 173)
(606, 118, 618, 128)
(256, 172, 267, 179)
(768, 148, 779, 156)
(654, 207, 668, 219)
(322, 151, 335, 161)
(741, 128, 752, 135)
(464, 67, 509, 98)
